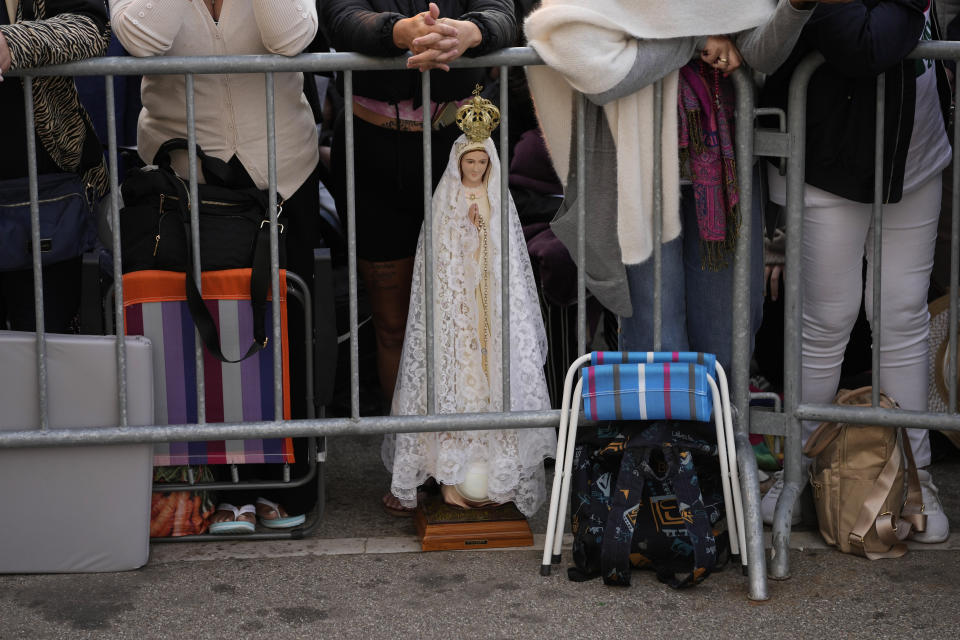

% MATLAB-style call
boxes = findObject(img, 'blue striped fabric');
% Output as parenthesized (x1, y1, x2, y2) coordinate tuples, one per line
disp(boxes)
(581, 362, 713, 422)
(589, 351, 717, 374)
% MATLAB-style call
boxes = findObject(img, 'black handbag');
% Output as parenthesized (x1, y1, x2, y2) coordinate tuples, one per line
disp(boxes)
(0, 172, 97, 272)
(119, 139, 285, 363)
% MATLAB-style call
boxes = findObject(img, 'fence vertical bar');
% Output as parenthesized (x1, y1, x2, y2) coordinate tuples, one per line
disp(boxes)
(422, 71, 436, 414)
(731, 70, 768, 601)
(265, 72, 283, 420)
(344, 71, 360, 420)
(576, 93, 586, 356)
(105, 76, 129, 426)
(23, 76, 49, 430)
(870, 74, 886, 408)
(949, 74, 960, 413)
(185, 74, 206, 424)
(772, 51, 825, 581)
(500, 66, 512, 411)
(652, 79, 663, 351)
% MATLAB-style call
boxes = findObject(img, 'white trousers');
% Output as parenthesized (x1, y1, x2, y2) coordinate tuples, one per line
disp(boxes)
(800, 174, 941, 467)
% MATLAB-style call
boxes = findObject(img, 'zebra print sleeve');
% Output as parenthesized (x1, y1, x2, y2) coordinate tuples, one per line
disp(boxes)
(0, 6, 110, 70)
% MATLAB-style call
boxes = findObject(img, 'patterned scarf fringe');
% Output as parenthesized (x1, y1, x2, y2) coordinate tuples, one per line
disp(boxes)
(700, 202, 741, 271)
(686, 109, 706, 156)
(699, 156, 741, 271)
(677, 62, 741, 271)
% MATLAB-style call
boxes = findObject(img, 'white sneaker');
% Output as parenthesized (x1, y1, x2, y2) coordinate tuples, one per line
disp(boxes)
(909, 469, 950, 544)
(760, 470, 802, 526)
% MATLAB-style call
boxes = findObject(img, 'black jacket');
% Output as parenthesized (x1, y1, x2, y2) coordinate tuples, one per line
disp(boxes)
(0, 0, 110, 192)
(761, 0, 951, 204)
(320, 0, 517, 103)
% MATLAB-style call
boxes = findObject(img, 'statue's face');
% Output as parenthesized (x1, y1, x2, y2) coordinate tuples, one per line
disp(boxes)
(459, 150, 489, 188)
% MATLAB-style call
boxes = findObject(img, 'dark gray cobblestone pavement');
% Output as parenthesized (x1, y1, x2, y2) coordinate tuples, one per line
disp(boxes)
(2, 434, 959, 639)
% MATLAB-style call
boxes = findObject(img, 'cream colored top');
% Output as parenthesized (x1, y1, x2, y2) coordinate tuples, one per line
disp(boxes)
(110, 0, 319, 198)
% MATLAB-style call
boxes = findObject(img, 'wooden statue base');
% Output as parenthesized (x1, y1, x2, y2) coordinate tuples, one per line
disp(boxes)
(415, 494, 534, 551)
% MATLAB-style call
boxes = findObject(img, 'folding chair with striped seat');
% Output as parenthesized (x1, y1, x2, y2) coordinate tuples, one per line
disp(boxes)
(540, 351, 747, 576)
(122, 269, 295, 479)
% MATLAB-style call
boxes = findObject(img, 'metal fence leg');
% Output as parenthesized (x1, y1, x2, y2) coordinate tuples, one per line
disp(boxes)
(770, 51, 826, 581)
(731, 69, 769, 600)
(735, 431, 768, 600)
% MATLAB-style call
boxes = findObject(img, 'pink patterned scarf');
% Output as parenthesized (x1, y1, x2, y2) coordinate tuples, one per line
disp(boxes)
(677, 61, 741, 270)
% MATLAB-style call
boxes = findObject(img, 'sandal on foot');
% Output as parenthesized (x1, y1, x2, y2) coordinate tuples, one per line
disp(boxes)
(382, 492, 416, 517)
(255, 497, 306, 529)
(209, 503, 256, 534)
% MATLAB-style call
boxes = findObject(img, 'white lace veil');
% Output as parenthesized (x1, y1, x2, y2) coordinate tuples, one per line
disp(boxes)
(382, 134, 556, 516)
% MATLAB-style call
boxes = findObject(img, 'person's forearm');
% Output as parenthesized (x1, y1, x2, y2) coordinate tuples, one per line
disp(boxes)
(736, 0, 816, 75)
(596, 0, 815, 97)
(804, 0, 927, 76)
(459, 3, 517, 55)
(321, 0, 405, 56)
(110, 0, 189, 57)
(588, 37, 706, 105)
(252, 0, 318, 56)
(0, 32, 11, 74)
(0, 12, 108, 69)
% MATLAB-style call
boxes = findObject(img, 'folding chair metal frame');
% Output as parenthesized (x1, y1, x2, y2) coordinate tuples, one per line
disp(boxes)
(103, 255, 337, 541)
(540, 351, 747, 577)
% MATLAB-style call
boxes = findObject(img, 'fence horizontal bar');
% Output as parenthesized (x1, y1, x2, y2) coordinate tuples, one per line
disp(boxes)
(3, 41, 944, 80)
(796, 403, 960, 432)
(749, 409, 788, 437)
(754, 129, 790, 159)
(908, 41, 960, 59)
(3, 47, 543, 78)
(0, 410, 561, 449)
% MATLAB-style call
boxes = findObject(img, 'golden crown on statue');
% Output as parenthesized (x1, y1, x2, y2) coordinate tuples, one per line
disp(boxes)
(456, 85, 501, 143)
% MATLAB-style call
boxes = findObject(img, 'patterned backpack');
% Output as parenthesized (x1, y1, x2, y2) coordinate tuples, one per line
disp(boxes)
(568, 421, 728, 588)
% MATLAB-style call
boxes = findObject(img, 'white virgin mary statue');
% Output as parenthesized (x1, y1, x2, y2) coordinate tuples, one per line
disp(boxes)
(382, 89, 556, 517)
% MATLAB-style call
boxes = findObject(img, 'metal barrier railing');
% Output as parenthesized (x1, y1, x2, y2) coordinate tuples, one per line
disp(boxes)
(2, 47, 768, 599)
(754, 41, 960, 580)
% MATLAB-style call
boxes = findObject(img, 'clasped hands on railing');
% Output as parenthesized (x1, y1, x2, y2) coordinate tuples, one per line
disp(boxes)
(393, 1, 483, 72)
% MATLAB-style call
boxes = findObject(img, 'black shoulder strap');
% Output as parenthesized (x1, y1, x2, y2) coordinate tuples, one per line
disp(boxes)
(160, 168, 273, 364)
(183, 233, 273, 364)
(152, 138, 244, 189)
(599, 431, 653, 587)
(657, 446, 718, 588)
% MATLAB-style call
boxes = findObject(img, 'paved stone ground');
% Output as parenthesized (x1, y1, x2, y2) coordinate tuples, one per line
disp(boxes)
(2, 545, 959, 639)
(2, 433, 959, 639)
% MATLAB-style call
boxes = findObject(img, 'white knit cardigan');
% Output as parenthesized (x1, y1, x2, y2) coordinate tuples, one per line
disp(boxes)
(111, 0, 319, 199)
(525, 0, 776, 265)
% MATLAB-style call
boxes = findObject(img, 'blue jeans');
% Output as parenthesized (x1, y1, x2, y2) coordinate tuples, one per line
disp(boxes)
(619, 178, 764, 374)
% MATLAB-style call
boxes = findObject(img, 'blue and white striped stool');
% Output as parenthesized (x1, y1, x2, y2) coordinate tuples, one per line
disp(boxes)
(540, 351, 747, 576)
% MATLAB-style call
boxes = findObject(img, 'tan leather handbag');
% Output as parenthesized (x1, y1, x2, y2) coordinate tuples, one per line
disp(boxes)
(802, 387, 926, 559)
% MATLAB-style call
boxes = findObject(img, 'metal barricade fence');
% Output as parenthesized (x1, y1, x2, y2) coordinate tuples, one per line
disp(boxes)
(756, 41, 960, 580)
(1, 48, 768, 599)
